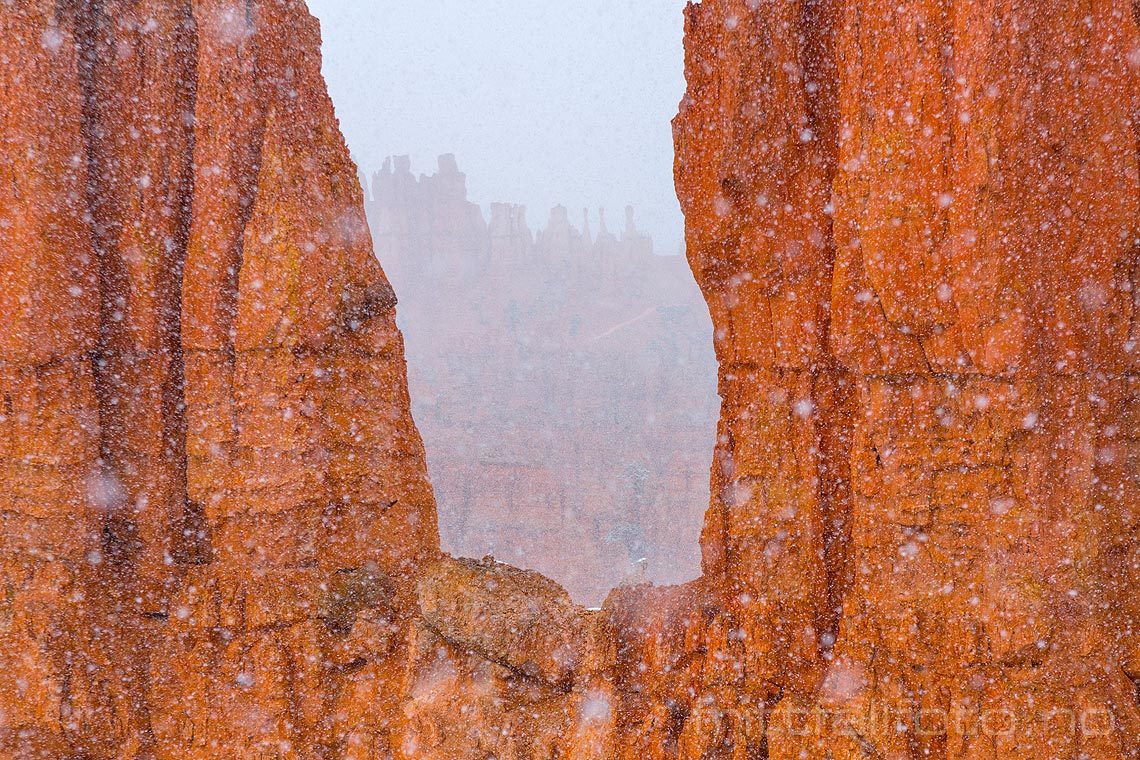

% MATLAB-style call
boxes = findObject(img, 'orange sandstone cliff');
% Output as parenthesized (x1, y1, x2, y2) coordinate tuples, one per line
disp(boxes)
(1, 0, 1139, 758)
(674, 0, 1140, 755)
(1, 2, 437, 756)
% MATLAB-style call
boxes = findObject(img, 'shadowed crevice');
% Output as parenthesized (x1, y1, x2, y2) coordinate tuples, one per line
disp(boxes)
(72, 0, 200, 604)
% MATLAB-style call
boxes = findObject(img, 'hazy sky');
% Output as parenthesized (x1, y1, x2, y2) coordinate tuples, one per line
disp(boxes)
(307, 0, 689, 253)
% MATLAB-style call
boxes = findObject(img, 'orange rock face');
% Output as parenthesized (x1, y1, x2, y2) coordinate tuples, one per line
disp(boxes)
(1, 2, 436, 756)
(3, 0, 1139, 758)
(674, 0, 1140, 755)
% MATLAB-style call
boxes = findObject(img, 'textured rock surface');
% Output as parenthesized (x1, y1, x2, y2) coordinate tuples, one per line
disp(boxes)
(673, 0, 1140, 755)
(0, 5, 137, 755)
(1, 2, 437, 756)
(417, 556, 590, 687)
(3, 0, 1139, 757)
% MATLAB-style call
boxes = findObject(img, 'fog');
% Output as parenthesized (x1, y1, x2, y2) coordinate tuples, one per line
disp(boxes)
(307, 0, 689, 253)
(305, 0, 711, 603)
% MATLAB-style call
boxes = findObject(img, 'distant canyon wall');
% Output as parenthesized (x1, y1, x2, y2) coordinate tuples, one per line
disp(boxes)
(364, 155, 717, 604)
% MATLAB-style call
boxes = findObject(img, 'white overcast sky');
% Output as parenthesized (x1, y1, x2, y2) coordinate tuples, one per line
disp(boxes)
(306, 0, 689, 253)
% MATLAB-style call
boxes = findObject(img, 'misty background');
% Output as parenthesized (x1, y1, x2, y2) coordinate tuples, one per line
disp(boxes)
(307, 0, 689, 253)
(306, 0, 711, 603)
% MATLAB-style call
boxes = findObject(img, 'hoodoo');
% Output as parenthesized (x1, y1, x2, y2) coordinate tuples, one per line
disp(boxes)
(365, 154, 716, 606)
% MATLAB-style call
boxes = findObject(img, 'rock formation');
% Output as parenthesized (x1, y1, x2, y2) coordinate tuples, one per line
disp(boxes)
(2, 0, 1139, 758)
(672, 0, 1140, 755)
(1, 2, 437, 756)
(366, 156, 717, 604)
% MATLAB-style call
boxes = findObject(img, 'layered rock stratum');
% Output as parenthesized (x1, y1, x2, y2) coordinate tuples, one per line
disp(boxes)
(1, 0, 1138, 758)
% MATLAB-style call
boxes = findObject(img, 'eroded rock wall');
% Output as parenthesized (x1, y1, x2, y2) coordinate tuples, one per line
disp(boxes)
(674, 0, 1140, 755)
(0, 2, 437, 756)
(0, 6, 123, 755)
